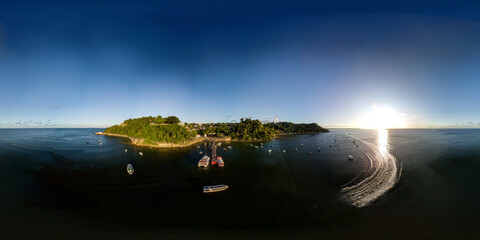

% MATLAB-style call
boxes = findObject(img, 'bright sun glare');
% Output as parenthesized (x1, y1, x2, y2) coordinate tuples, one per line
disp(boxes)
(361, 106, 407, 129)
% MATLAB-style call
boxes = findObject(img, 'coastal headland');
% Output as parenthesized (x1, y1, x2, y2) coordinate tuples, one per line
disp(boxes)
(99, 115, 329, 148)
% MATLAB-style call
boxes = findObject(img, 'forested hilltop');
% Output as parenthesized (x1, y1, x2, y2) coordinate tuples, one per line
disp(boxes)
(103, 115, 329, 144)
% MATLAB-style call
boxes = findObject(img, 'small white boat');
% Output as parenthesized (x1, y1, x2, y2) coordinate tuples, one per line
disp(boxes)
(268, 149, 272, 153)
(125, 149, 128, 153)
(250, 144, 253, 147)
(139, 152, 143, 156)
(295, 148, 298, 151)
(348, 155, 353, 160)
(196, 145, 201, 149)
(198, 155, 210, 167)
(282, 150, 286, 154)
(227, 146, 232, 149)
(203, 184, 229, 193)
(199, 151, 203, 155)
(127, 164, 134, 175)
(217, 142, 222, 146)
(254, 146, 259, 149)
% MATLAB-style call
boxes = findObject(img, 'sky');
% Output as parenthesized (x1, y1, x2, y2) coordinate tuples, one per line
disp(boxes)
(0, 0, 479, 128)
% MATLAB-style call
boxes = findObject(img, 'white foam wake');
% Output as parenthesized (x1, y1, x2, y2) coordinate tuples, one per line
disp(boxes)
(340, 131, 399, 208)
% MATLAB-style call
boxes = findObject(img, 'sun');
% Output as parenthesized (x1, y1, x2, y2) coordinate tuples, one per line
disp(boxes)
(360, 106, 407, 129)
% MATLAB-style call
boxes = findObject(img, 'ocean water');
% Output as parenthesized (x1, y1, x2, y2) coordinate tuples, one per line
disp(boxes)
(0, 128, 479, 239)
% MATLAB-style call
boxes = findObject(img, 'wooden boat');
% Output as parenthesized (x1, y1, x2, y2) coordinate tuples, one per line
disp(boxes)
(127, 164, 134, 175)
(198, 155, 210, 167)
(203, 184, 229, 193)
(217, 156, 224, 167)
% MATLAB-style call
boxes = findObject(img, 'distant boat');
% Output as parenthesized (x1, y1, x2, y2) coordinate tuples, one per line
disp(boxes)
(99, 142, 102, 146)
(282, 150, 286, 154)
(329, 144, 332, 148)
(196, 145, 201, 149)
(300, 144, 303, 147)
(127, 164, 134, 175)
(86, 141, 89, 144)
(217, 142, 222, 146)
(198, 155, 210, 167)
(254, 146, 259, 149)
(309, 152, 312, 155)
(268, 149, 272, 153)
(223, 148, 227, 151)
(125, 149, 128, 153)
(348, 155, 353, 160)
(334, 139, 337, 142)
(227, 146, 232, 149)
(217, 156, 224, 167)
(139, 152, 143, 156)
(318, 148, 321, 152)
(95, 132, 103, 135)
(203, 184, 228, 193)
(295, 148, 298, 151)
(199, 151, 203, 155)
(250, 144, 253, 147)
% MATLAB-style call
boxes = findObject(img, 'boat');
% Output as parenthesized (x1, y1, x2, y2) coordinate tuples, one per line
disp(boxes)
(223, 148, 227, 151)
(268, 149, 272, 153)
(199, 151, 203, 155)
(250, 144, 253, 147)
(211, 157, 218, 165)
(227, 146, 232, 149)
(203, 184, 228, 193)
(125, 149, 128, 153)
(198, 155, 210, 167)
(282, 150, 286, 154)
(309, 152, 312, 155)
(348, 155, 353, 160)
(217, 142, 222, 146)
(334, 139, 337, 142)
(329, 144, 332, 148)
(295, 148, 298, 151)
(254, 146, 259, 149)
(318, 148, 321, 152)
(127, 164, 134, 175)
(300, 144, 303, 147)
(86, 141, 89, 144)
(139, 152, 143, 156)
(217, 156, 224, 167)
(99, 142, 102, 146)
(196, 145, 200, 149)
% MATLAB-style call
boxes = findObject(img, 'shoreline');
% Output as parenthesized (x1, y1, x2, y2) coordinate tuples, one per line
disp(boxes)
(96, 131, 328, 149)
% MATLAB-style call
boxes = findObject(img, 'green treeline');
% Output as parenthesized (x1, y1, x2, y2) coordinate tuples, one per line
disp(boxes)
(104, 115, 329, 144)
(104, 115, 194, 143)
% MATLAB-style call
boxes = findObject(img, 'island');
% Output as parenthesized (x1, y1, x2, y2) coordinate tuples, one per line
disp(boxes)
(98, 115, 329, 148)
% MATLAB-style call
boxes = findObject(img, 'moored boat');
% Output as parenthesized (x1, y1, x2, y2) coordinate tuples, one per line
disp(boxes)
(127, 164, 134, 175)
(198, 155, 210, 167)
(217, 156, 224, 167)
(348, 155, 353, 160)
(211, 157, 218, 165)
(203, 184, 229, 193)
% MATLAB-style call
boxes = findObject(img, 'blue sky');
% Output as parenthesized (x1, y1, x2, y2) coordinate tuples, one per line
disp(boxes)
(0, 0, 479, 128)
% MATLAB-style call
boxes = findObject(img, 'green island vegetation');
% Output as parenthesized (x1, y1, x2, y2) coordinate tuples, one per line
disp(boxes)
(104, 115, 329, 144)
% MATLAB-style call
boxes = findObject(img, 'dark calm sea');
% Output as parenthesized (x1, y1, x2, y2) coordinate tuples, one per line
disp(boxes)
(0, 128, 478, 239)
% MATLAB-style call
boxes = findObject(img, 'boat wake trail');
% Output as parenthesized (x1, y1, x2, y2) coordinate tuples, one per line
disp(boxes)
(340, 131, 399, 208)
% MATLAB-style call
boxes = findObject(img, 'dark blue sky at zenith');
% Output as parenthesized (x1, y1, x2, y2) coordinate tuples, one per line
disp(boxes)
(0, 0, 479, 128)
